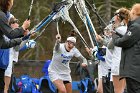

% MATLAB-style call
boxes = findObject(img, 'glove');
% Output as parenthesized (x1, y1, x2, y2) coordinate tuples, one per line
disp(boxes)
(95, 48, 106, 62)
(26, 40, 36, 48)
(20, 40, 36, 51)
(96, 52, 105, 62)
(98, 48, 106, 56)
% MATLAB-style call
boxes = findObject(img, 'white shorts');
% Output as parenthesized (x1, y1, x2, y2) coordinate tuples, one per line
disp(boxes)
(110, 73, 113, 81)
(111, 46, 121, 76)
(5, 48, 14, 77)
(5, 60, 13, 77)
(111, 63, 120, 76)
(98, 61, 109, 79)
(98, 64, 103, 79)
(48, 71, 72, 82)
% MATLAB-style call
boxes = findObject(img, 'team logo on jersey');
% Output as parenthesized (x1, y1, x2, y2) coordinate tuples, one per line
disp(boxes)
(61, 54, 72, 64)
(127, 31, 132, 36)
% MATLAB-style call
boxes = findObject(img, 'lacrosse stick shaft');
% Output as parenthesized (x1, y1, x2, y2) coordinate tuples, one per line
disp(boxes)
(68, 17, 90, 48)
(84, 22, 94, 48)
(56, 21, 60, 35)
(74, 0, 98, 48)
(86, 15, 99, 48)
(85, 0, 107, 27)
(34, 20, 52, 41)
(28, 0, 34, 20)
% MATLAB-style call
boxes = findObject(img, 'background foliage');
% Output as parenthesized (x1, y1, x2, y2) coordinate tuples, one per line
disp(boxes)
(11, 0, 140, 61)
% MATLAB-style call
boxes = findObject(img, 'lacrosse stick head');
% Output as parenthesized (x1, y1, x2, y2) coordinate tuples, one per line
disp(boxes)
(74, 0, 89, 22)
(52, 1, 68, 12)
(103, 24, 113, 36)
(52, 0, 73, 22)
(109, 16, 115, 24)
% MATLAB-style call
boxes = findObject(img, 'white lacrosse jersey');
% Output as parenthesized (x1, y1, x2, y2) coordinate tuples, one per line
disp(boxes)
(111, 25, 127, 75)
(48, 43, 81, 74)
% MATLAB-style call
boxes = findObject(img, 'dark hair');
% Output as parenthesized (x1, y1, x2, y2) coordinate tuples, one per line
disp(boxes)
(68, 31, 76, 37)
(0, 0, 12, 13)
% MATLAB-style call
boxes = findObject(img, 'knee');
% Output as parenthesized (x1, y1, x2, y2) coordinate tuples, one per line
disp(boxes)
(97, 90, 103, 93)
(58, 88, 67, 93)
(97, 88, 103, 93)
(4, 90, 8, 93)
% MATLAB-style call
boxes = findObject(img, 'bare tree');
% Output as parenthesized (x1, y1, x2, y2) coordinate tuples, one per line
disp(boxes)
(34, 1, 40, 61)
(105, 0, 112, 24)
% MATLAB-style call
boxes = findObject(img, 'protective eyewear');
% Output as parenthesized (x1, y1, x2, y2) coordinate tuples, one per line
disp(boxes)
(67, 40, 75, 46)
(10, 19, 19, 24)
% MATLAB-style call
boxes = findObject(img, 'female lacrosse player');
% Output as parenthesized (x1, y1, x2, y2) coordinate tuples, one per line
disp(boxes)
(111, 8, 130, 93)
(48, 33, 87, 93)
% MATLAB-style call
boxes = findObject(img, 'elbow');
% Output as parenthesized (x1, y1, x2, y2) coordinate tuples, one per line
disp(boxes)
(6, 34, 19, 39)
(114, 42, 132, 48)
(82, 57, 88, 65)
(114, 42, 123, 47)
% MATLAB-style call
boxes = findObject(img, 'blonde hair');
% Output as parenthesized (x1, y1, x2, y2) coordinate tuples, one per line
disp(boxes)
(131, 3, 140, 16)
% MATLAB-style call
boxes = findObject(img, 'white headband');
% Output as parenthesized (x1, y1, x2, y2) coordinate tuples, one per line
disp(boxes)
(67, 37, 76, 43)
